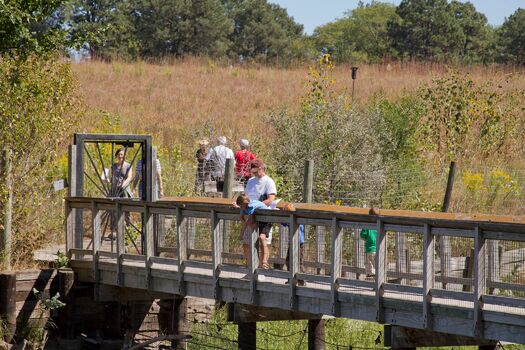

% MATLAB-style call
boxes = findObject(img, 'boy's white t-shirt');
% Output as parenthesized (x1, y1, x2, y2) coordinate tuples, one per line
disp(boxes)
(245, 175, 277, 202)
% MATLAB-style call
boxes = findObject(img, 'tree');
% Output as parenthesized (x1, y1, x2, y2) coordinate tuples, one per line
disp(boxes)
(229, 0, 304, 60)
(0, 0, 67, 55)
(132, 0, 233, 58)
(388, 0, 465, 60)
(497, 8, 525, 64)
(313, 1, 399, 62)
(0, 54, 82, 264)
(67, 0, 139, 59)
(449, 1, 492, 63)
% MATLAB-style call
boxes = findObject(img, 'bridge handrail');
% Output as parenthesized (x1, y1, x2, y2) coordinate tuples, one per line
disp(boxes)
(65, 195, 525, 340)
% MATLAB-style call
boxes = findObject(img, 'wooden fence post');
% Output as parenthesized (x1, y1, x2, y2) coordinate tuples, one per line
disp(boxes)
(0, 272, 16, 343)
(1, 149, 13, 269)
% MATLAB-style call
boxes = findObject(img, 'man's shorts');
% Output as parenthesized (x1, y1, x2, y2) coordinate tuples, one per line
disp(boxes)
(242, 224, 273, 245)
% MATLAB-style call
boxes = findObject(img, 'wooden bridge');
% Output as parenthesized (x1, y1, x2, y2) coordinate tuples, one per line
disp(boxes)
(66, 195, 525, 345)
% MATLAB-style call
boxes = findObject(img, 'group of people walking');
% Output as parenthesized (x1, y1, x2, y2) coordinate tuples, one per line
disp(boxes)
(195, 136, 256, 193)
(108, 137, 377, 280)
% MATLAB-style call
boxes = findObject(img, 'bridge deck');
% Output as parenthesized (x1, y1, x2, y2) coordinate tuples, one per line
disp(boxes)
(66, 196, 525, 344)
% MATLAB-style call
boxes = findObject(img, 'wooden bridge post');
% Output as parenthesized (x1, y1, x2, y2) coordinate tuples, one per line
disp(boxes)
(248, 225, 259, 304)
(69, 144, 84, 250)
(91, 201, 101, 299)
(330, 218, 342, 317)
(116, 202, 125, 286)
(0, 272, 16, 343)
(58, 269, 75, 338)
(375, 219, 386, 323)
(288, 214, 300, 310)
(473, 226, 486, 338)
(144, 204, 154, 289)
(423, 224, 434, 329)
(176, 206, 187, 295)
(211, 210, 222, 299)
(238, 322, 256, 350)
(308, 318, 325, 350)
(440, 161, 456, 289)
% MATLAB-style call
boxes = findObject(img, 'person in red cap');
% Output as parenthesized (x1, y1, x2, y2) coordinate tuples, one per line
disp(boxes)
(235, 138, 256, 185)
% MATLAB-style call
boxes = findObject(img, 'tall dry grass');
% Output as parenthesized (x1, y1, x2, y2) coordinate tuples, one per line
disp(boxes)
(72, 58, 525, 159)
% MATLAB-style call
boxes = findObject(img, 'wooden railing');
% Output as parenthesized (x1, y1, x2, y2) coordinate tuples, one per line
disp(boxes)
(65, 196, 525, 343)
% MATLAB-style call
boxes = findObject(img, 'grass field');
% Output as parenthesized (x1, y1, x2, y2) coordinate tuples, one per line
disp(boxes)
(73, 58, 525, 158)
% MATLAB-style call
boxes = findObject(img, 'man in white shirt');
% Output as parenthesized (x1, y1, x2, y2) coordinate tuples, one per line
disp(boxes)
(245, 159, 276, 269)
(205, 136, 235, 192)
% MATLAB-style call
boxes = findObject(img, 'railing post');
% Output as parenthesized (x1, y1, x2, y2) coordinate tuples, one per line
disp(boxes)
(116, 202, 125, 286)
(487, 239, 500, 294)
(440, 161, 456, 289)
(375, 219, 386, 323)
(176, 206, 187, 295)
(92, 201, 101, 286)
(70, 144, 84, 250)
(288, 213, 300, 310)
(211, 210, 222, 299)
(422, 224, 434, 329)
(249, 226, 259, 304)
(144, 204, 154, 289)
(473, 226, 486, 338)
(1, 149, 13, 269)
(330, 217, 342, 316)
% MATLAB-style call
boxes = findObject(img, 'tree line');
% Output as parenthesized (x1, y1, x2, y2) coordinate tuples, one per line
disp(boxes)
(1, 0, 525, 64)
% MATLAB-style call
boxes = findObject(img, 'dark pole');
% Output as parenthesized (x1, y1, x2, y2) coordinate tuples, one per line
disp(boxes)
(238, 322, 256, 350)
(351, 67, 358, 102)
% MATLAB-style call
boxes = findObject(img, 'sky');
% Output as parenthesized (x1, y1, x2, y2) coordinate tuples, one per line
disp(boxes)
(270, 0, 525, 34)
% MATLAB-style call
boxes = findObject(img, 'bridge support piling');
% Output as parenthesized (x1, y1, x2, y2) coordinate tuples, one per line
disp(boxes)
(0, 272, 16, 343)
(238, 321, 256, 350)
(58, 268, 75, 338)
(308, 319, 325, 350)
(170, 297, 189, 350)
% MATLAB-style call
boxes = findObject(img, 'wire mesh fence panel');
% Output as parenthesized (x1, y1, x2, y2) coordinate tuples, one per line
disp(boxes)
(386, 231, 423, 286)
(302, 225, 331, 276)
(221, 220, 245, 266)
(312, 165, 449, 211)
(187, 217, 212, 262)
(433, 235, 475, 301)
(80, 208, 93, 251)
(490, 239, 525, 299)
(156, 213, 177, 258)
(451, 165, 525, 215)
(341, 228, 365, 280)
